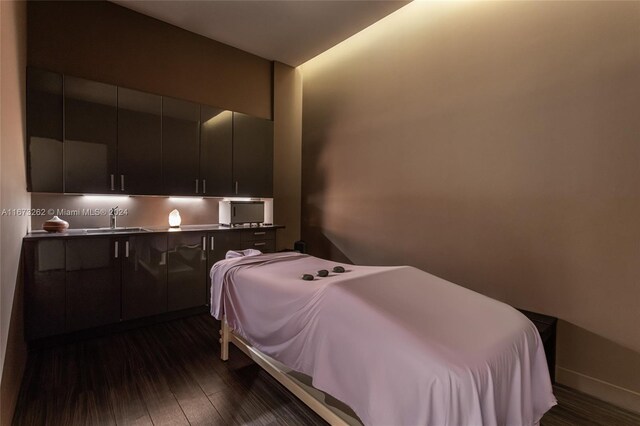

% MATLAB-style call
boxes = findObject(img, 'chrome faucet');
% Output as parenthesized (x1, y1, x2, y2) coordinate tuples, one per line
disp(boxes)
(109, 206, 118, 229)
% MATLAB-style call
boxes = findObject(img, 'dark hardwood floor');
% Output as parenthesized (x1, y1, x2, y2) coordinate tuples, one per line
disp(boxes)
(13, 314, 640, 426)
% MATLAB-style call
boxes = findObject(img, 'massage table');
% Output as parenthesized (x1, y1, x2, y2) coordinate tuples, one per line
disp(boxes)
(210, 252, 556, 426)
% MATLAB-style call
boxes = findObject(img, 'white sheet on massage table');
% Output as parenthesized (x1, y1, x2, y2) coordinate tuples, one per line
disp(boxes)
(210, 252, 556, 426)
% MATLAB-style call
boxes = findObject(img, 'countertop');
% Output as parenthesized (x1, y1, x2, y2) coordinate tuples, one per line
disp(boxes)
(24, 223, 284, 240)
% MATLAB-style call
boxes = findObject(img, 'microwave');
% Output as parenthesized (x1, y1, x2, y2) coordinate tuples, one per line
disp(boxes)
(219, 201, 265, 226)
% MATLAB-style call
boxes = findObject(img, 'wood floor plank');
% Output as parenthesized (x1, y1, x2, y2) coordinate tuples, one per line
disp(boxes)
(102, 335, 154, 426)
(543, 385, 640, 426)
(164, 318, 228, 396)
(13, 314, 640, 426)
(69, 390, 115, 426)
(164, 365, 226, 426)
(234, 367, 326, 426)
(208, 386, 277, 426)
(82, 339, 117, 426)
(134, 368, 189, 426)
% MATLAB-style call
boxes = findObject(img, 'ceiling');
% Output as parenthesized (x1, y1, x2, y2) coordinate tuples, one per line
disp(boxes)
(111, 1, 409, 67)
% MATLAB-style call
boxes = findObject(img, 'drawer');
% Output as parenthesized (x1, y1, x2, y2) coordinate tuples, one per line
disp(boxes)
(240, 229, 275, 242)
(241, 239, 275, 253)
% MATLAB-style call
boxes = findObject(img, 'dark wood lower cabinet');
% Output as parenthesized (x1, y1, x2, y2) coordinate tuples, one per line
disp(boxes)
(207, 231, 243, 270)
(240, 229, 276, 253)
(122, 234, 168, 321)
(206, 231, 242, 305)
(24, 240, 66, 340)
(65, 238, 120, 332)
(24, 228, 279, 341)
(168, 233, 207, 311)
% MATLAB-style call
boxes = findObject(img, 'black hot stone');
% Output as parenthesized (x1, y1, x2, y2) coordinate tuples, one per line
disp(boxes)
(317, 269, 329, 277)
(302, 274, 314, 281)
(333, 266, 345, 273)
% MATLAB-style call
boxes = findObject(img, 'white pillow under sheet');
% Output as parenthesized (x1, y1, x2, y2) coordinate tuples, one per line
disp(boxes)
(225, 249, 263, 259)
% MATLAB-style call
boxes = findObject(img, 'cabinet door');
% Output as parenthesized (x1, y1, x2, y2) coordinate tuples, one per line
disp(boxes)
(201, 107, 233, 196)
(27, 68, 63, 192)
(122, 234, 168, 320)
(168, 233, 207, 311)
(65, 237, 120, 332)
(206, 231, 242, 305)
(64, 76, 117, 193)
(206, 231, 243, 270)
(162, 98, 201, 195)
(24, 240, 66, 340)
(232, 113, 273, 197)
(118, 88, 162, 195)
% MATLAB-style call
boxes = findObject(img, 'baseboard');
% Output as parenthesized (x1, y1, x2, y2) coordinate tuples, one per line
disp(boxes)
(556, 366, 640, 414)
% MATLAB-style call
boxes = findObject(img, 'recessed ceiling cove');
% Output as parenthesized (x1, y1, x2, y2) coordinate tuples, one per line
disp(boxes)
(111, 0, 410, 67)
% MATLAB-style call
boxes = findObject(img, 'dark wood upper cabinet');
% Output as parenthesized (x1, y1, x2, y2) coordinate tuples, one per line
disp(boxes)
(232, 112, 274, 197)
(118, 88, 162, 195)
(65, 237, 120, 332)
(167, 232, 207, 311)
(200, 107, 233, 196)
(27, 68, 63, 193)
(162, 98, 200, 195)
(64, 76, 117, 194)
(27, 71, 275, 197)
(121, 234, 168, 321)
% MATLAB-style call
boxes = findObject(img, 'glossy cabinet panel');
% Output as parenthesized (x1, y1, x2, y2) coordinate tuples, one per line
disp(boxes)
(201, 107, 233, 196)
(27, 71, 275, 197)
(168, 233, 207, 311)
(24, 240, 66, 340)
(240, 239, 276, 253)
(66, 237, 120, 332)
(118, 88, 162, 195)
(122, 234, 168, 320)
(206, 231, 243, 270)
(240, 229, 276, 253)
(163, 98, 200, 195)
(64, 76, 117, 193)
(206, 231, 242, 304)
(27, 68, 63, 192)
(232, 113, 274, 197)
(23, 228, 278, 340)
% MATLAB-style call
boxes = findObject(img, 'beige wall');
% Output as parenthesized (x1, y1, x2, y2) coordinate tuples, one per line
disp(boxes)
(28, 0, 272, 119)
(301, 1, 640, 412)
(273, 62, 303, 249)
(0, 0, 29, 424)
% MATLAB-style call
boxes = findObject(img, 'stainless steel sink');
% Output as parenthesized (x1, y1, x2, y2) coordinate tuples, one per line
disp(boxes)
(84, 227, 150, 234)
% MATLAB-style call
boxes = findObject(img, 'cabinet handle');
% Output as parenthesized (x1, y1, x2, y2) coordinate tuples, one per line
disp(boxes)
(254, 232, 266, 236)
(195, 179, 199, 194)
(120, 175, 125, 191)
(210, 236, 215, 251)
(114, 241, 119, 258)
(202, 236, 206, 251)
(254, 242, 266, 247)
(235, 181, 238, 194)
(110, 174, 115, 191)
(203, 179, 206, 194)
(125, 241, 129, 258)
